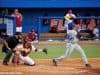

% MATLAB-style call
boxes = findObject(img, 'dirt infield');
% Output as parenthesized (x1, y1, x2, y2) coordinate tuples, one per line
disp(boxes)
(0, 59, 100, 75)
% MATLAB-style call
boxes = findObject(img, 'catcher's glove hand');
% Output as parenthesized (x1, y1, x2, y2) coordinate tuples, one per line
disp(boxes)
(43, 48, 48, 54)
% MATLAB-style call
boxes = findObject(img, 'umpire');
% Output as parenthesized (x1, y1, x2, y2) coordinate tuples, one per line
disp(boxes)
(2, 32, 21, 65)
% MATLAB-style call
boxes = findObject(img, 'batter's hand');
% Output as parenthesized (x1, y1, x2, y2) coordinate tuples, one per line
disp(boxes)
(43, 48, 48, 54)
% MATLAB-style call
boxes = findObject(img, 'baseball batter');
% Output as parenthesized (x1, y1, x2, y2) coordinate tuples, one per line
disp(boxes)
(52, 10, 91, 67)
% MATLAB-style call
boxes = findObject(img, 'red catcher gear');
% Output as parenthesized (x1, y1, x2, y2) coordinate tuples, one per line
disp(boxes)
(27, 32, 37, 41)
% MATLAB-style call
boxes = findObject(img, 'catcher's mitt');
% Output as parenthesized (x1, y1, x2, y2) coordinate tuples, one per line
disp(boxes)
(42, 48, 48, 54)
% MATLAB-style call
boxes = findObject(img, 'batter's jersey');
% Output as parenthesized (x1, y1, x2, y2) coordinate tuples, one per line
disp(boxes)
(66, 30, 78, 43)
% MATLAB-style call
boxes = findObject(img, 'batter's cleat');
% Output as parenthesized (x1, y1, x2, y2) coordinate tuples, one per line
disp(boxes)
(85, 64, 91, 68)
(52, 59, 57, 66)
(43, 48, 48, 54)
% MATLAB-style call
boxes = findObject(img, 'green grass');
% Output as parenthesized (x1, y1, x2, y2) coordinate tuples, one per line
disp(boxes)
(30, 45, 100, 59)
(0, 44, 100, 59)
(30, 46, 66, 59)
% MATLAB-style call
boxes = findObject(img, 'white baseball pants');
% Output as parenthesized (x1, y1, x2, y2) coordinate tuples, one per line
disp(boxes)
(55, 43, 89, 64)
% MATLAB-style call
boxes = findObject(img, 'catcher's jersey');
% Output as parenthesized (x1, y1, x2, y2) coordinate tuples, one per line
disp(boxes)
(66, 30, 78, 43)
(15, 44, 36, 56)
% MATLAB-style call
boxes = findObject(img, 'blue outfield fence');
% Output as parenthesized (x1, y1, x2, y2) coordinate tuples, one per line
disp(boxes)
(0, 15, 100, 39)
(37, 16, 100, 39)
(0, 15, 16, 36)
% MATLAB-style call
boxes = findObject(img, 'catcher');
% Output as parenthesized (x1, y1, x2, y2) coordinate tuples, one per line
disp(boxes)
(12, 39, 47, 66)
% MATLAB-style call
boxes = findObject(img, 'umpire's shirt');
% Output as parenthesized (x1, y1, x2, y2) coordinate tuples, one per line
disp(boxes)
(2, 36, 19, 52)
